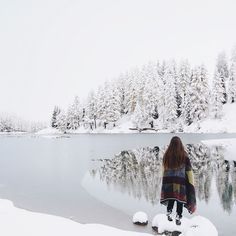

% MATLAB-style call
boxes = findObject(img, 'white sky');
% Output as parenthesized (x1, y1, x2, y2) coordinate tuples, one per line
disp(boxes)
(0, 0, 236, 122)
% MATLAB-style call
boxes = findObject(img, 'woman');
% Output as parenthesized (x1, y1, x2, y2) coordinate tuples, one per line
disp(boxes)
(160, 136, 196, 225)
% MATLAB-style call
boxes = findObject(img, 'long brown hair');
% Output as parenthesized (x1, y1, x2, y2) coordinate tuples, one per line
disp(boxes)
(163, 136, 187, 169)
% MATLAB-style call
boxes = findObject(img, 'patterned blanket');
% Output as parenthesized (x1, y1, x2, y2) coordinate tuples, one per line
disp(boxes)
(160, 157, 196, 214)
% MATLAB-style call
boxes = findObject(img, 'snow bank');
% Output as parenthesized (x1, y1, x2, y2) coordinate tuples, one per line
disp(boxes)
(152, 214, 218, 236)
(0, 131, 27, 135)
(0, 198, 219, 236)
(35, 127, 68, 138)
(132, 212, 148, 225)
(202, 138, 236, 161)
(201, 138, 236, 146)
(185, 103, 236, 133)
(36, 127, 63, 135)
(0, 199, 152, 236)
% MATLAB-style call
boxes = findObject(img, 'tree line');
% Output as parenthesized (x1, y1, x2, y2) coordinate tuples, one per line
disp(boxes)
(0, 113, 46, 133)
(51, 47, 236, 132)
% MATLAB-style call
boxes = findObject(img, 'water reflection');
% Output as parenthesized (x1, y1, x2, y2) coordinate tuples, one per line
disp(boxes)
(90, 143, 236, 213)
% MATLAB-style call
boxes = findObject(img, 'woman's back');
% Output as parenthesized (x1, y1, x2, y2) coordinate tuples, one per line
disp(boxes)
(160, 136, 196, 225)
(161, 156, 189, 204)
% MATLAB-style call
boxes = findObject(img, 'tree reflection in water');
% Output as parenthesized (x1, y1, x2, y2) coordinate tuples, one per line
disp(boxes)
(90, 143, 236, 212)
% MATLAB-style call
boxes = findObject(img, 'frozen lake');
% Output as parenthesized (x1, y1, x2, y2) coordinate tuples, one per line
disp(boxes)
(0, 133, 236, 235)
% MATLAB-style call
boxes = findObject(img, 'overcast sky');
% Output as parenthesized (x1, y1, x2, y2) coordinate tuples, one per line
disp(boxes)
(0, 0, 236, 122)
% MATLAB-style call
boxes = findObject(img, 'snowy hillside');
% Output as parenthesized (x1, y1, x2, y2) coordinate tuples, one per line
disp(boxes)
(47, 48, 236, 134)
(184, 102, 236, 133)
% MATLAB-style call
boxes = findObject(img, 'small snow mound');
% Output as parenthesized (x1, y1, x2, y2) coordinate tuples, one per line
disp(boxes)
(133, 212, 148, 225)
(152, 214, 218, 236)
(187, 216, 218, 236)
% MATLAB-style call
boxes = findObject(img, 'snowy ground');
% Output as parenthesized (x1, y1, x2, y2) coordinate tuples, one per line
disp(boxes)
(0, 199, 151, 236)
(0, 199, 218, 236)
(201, 138, 236, 161)
(185, 103, 236, 133)
(0, 198, 218, 236)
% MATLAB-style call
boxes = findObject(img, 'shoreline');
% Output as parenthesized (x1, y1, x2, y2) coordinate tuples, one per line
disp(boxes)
(0, 198, 218, 236)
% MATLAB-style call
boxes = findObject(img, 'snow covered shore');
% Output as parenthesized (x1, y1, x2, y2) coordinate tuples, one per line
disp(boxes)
(1, 102, 236, 136)
(0, 199, 151, 236)
(202, 138, 236, 161)
(0, 198, 218, 236)
(0, 131, 28, 135)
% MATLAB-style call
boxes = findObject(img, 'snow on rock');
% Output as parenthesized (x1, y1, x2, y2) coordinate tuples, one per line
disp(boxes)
(0, 199, 152, 236)
(152, 214, 218, 236)
(185, 216, 218, 236)
(132, 212, 148, 225)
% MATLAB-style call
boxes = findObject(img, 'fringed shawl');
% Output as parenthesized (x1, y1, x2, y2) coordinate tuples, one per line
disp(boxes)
(160, 157, 196, 214)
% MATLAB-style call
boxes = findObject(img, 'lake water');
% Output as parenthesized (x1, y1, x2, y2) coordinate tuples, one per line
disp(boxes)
(0, 133, 236, 235)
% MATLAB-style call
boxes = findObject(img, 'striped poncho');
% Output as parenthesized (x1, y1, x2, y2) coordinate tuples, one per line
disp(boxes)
(160, 156, 196, 214)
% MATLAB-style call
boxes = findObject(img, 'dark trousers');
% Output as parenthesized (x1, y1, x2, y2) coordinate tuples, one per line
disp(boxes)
(167, 200, 183, 217)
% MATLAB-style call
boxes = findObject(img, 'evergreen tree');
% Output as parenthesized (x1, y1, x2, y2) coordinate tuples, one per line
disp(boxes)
(142, 62, 159, 125)
(104, 82, 121, 125)
(86, 90, 97, 129)
(96, 85, 106, 122)
(163, 61, 178, 129)
(228, 46, 236, 103)
(120, 71, 132, 115)
(56, 110, 68, 133)
(156, 71, 165, 129)
(0, 114, 13, 132)
(116, 74, 127, 115)
(66, 105, 74, 130)
(51, 106, 60, 128)
(172, 61, 181, 117)
(67, 96, 81, 130)
(211, 70, 224, 118)
(178, 60, 191, 124)
(158, 61, 167, 81)
(215, 52, 229, 104)
(150, 61, 166, 129)
(188, 66, 209, 124)
(100, 81, 111, 127)
(199, 64, 210, 118)
(126, 68, 143, 114)
(132, 100, 147, 129)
